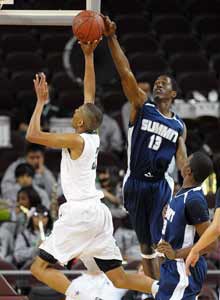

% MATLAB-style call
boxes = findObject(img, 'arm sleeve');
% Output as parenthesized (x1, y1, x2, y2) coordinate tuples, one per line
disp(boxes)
(185, 198, 209, 225)
(215, 188, 220, 208)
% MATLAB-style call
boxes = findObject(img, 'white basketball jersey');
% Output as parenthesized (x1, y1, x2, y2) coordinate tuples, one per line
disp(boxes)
(60, 133, 103, 202)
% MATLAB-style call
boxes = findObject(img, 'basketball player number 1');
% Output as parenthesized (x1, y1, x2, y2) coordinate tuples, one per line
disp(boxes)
(148, 134, 162, 151)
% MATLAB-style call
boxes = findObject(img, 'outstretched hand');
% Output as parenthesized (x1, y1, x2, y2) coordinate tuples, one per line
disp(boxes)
(79, 39, 101, 55)
(185, 249, 199, 276)
(102, 15, 116, 37)
(33, 73, 49, 105)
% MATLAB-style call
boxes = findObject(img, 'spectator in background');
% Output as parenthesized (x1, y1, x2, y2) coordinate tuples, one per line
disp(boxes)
(0, 223, 14, 263)
(121, 82, 151, 136)
(97, 167, 122, 209)
(96, 99, 123, 155)
(3, 163, 50, 209)
(1, 143, 56, 198)
(13, 186, 42, 235)
(114, 214, 141, 262)
(14, 205, 53, 269)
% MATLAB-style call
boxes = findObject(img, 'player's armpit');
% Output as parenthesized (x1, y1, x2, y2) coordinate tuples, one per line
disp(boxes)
(26, 132, 84, 151)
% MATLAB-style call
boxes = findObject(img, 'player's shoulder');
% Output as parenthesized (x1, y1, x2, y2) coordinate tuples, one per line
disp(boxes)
(186, 187, 206, 204)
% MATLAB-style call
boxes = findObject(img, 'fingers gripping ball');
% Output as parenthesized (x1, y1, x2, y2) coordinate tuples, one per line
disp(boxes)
(72, 10, 104, 43)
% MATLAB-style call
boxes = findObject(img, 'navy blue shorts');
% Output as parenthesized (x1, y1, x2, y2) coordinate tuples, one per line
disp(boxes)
(123, 175, 173, 246)
(155, 258, 207, 300)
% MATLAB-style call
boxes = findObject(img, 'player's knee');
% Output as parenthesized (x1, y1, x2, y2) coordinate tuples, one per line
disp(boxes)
(30, 257, 48, 279)
(140, 243, 154, 255)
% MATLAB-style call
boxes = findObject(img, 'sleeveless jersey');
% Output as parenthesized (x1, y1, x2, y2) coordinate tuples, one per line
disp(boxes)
(60, 133, 103, 202)
(127, 101, 184, 180)
(162, 186, 209, 249)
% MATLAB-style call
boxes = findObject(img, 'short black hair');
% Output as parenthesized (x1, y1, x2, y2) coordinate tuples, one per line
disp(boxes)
(25, 143, 45, 155)
(83, 103, 103, 131)
(17, 186, 42, 208)
(190, 151, 214, 184)
(15, 163, 35, 179)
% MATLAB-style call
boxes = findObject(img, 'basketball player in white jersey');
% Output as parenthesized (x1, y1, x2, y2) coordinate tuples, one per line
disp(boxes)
(26, 41, 157, 299)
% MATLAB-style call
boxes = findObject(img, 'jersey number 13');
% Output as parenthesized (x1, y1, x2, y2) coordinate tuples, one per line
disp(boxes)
(148, 134, 162, 151)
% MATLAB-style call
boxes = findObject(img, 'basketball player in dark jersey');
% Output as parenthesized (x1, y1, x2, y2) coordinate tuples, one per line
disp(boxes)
(186, 186, 220, 274)
(103, 16, 187, 282)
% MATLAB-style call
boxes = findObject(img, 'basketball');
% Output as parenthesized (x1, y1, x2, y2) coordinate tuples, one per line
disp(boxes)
(72, 10, 104, 43)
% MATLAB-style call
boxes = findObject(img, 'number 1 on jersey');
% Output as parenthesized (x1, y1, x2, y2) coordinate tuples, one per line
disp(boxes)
(148, 134, 162, 151)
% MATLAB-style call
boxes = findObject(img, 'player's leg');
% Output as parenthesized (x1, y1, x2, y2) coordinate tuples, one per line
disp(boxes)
(30, 251, 71, 295)
(124, 177, 159, 279)
(140, 243, 160, 279)
(106, 265, 155, 294)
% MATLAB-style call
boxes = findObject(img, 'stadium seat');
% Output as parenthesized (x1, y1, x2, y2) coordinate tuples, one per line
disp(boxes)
(58, 90, 83, 117)
(186, 0, 220, 16)
(0, 78, 12, 92)
(129, 52, 169, 74)
(51, 72, 81, 92)
(0, 91, 15, 111)
(170, 54, 209, 75)
(211, 54, 220, 75)
(177, 72, 218, 97)
(45, 52, 64, 73)
(11, 71, 35, 93)
(0, 259, 17, 289)
(100, 91, 127, 115)
(147, 0, 183, 14)
(5, 52, 44, 73)
(120, 33, 160, 55)
(40, 33, 71, 54)
(114, 15, 150, 37)
(199, 286, 218, 300)
(1, 34, 39, 53)
(152, 16, 192, 36)
(204, 35, 220, 57)
(29, 286, 63, 300)
(193, 16, 220, 36)
(161, 34, 202, 57)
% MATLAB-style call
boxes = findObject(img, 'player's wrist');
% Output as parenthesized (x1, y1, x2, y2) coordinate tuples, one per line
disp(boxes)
(106, 33, 117, 39)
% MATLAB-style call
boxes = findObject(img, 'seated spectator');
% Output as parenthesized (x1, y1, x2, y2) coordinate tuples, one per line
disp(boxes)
(1, 143, 56, 198)
(0, 222, 14, 263)
(12, 186, 42, 235)
(14, 205, 52, 269)
(97, 167, 122, 209)
(3, 163, 50, 209)
(114, 214, 141, 262)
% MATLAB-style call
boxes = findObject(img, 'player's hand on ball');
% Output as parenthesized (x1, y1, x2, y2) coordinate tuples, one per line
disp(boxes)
(79, 39, 101, 55)
(102, 15, 116, 37)
(157, 241, 176, 260)
(185, 249, 199, 276)
(34, 73, 49, 104)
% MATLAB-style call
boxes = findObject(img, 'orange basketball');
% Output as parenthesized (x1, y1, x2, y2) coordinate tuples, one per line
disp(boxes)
(72, 10, 104, 43)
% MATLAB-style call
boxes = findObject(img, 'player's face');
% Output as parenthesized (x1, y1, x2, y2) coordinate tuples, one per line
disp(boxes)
(153, 76, 176, 103)
(72, 106, 84, 129)
(26, 151, 44, 170)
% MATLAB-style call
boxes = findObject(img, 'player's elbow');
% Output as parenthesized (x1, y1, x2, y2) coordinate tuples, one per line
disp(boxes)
(26, 133, 35, 143)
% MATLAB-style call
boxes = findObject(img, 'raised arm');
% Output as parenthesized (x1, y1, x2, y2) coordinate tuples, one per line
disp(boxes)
(103, 16, 146, 111)
(26, 73, 83, 150)
(176, 124, 187, 170)
(80, 40, 99, 104)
